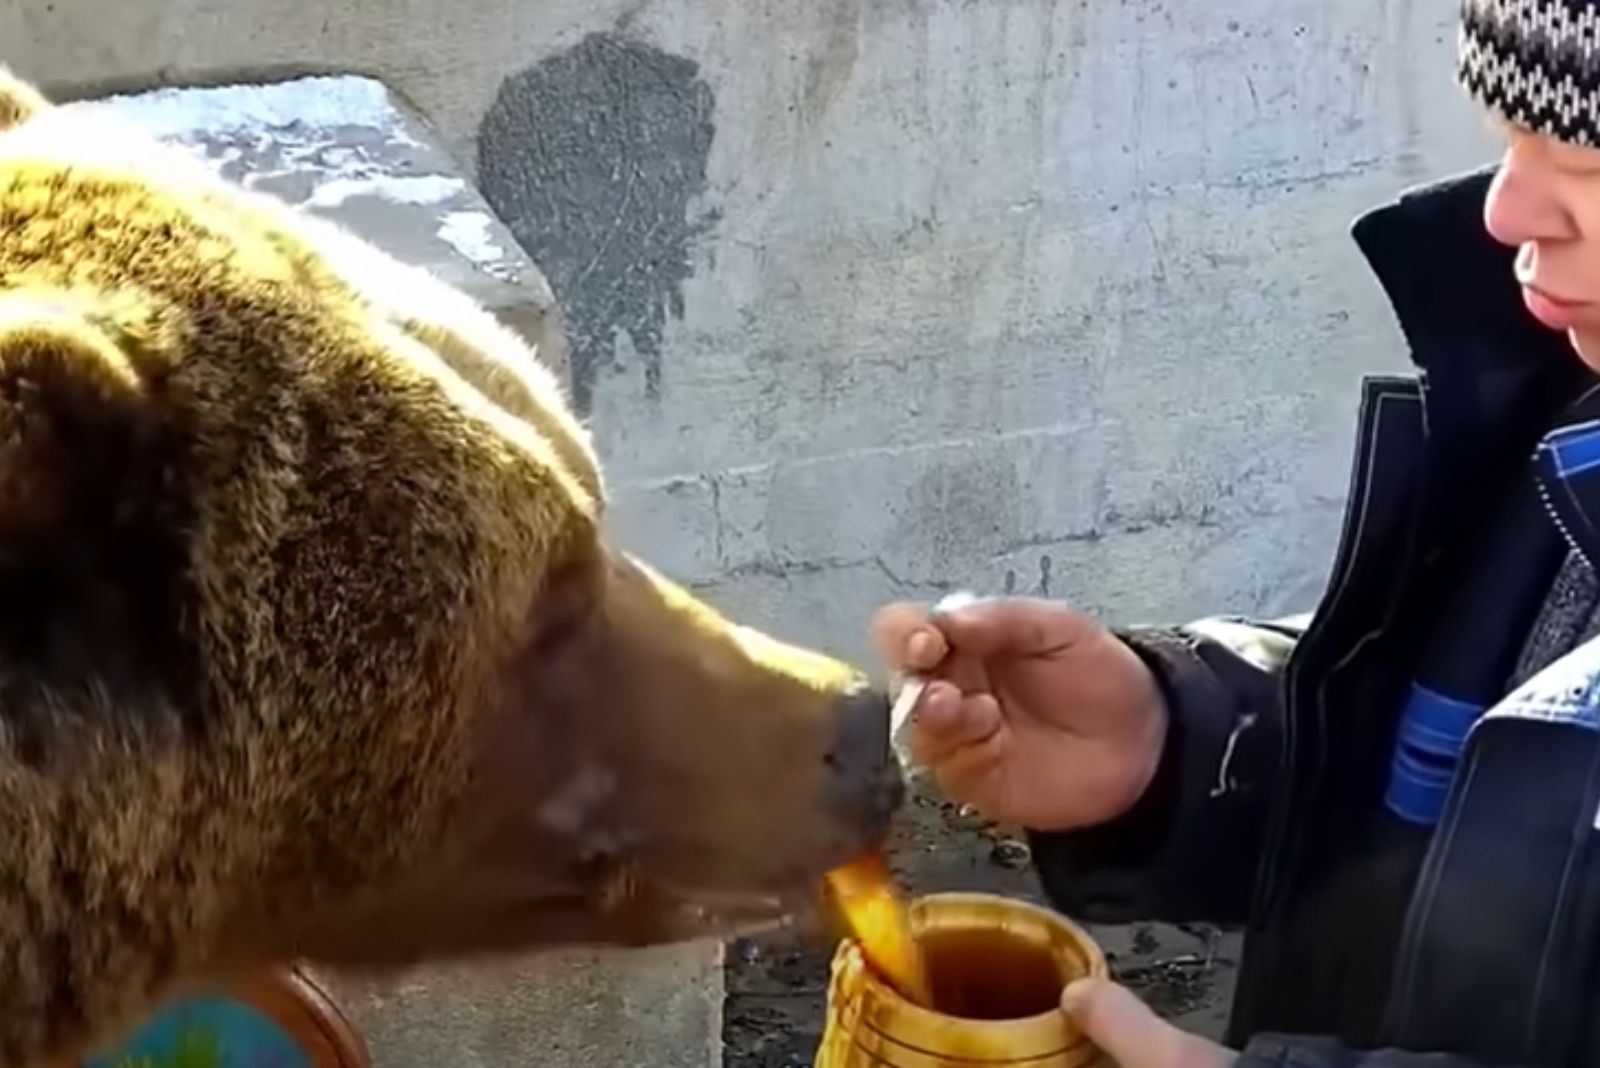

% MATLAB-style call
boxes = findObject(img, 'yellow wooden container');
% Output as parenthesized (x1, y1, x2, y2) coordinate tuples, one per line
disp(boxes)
(814, 892, 1110, 1068)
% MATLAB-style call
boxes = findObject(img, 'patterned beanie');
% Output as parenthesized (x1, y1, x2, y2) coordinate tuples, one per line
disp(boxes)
(1460, 0, 1600, 147)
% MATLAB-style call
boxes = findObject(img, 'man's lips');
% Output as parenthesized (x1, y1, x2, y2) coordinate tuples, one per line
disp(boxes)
(1523, 284, 1591, 331)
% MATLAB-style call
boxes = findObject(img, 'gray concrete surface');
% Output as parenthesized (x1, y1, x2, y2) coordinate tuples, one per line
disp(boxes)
(67, 75, 717, 1068)
(476, 0, 1499, 672)
(317, 945, 723, 1068)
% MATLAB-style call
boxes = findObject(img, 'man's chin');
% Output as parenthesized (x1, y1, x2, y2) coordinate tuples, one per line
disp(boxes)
(1568, 329, 1600, 376)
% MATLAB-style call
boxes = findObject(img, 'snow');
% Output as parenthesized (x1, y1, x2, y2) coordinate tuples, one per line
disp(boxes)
(70, 76, 415, 142)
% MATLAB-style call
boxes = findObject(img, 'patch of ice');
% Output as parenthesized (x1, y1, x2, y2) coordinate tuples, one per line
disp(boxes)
(305, 174, 466, 209)
(437, 210, 511, 266)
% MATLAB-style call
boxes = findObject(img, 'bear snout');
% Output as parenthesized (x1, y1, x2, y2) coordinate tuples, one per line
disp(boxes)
(821, 685, 904, 852)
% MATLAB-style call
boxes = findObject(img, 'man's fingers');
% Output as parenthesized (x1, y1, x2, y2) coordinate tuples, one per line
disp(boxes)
(1062, 979, 1233, 1068)
(934, 597, 1096, 659)
(932, 707, 1008, 786)
(870, 601, 948, 672)
(875, 596, 1097, 669)
(1062, 978, 1185, 1068)
(911, 684, 1003, 765)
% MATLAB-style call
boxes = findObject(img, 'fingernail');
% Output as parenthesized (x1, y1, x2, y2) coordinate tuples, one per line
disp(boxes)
(932, 590, 981, 617)
(1059, 978, 1095, 1015)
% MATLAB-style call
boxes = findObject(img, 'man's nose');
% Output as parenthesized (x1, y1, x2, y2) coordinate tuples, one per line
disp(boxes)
(1485, 141, 1573, 250)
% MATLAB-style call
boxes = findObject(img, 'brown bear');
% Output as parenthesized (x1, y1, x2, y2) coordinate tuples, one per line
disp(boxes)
(0, 68, 900, 1067)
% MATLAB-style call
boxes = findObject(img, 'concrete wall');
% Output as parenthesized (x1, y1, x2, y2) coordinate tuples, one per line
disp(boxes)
(8, 2, 1495, 666)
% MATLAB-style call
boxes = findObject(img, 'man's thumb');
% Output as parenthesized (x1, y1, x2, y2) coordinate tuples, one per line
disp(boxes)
(1061, 978, 1183, 1068)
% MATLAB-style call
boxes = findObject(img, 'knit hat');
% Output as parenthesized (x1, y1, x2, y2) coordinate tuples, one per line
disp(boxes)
(1460, 0, 1600, 148)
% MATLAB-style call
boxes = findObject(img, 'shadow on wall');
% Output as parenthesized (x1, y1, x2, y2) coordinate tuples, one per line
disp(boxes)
(478, 32, 721, 416)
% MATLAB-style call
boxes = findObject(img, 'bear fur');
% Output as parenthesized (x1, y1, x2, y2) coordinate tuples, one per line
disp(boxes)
(0, 70, 898, 1066)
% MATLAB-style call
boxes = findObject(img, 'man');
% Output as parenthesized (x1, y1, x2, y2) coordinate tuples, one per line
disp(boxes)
(874, 3, 1600, 1066)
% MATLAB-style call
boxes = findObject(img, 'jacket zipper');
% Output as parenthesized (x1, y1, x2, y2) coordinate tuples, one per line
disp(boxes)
(1533, 442, 1589, 567)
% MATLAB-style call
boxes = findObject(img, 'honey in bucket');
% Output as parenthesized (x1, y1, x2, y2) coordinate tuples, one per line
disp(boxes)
(816, 873, 1109, 1068)
(917, 923, 1066, 1020)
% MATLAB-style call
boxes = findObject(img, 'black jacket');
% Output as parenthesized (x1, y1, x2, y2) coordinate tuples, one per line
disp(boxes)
(1028, 166, 1600, 1067)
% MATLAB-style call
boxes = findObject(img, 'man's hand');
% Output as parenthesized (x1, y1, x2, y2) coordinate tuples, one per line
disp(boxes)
(1063, 978, 1237, 1068)
(870, 597, 1168, 831)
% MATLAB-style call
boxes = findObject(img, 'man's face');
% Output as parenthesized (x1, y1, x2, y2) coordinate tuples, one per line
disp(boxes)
(1484, 122, 1600, 372)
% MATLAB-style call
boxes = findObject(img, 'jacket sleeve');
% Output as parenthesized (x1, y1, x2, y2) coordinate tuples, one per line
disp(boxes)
(1239, 1034, 1542, 1068)
(1025, 612, 1304, 927)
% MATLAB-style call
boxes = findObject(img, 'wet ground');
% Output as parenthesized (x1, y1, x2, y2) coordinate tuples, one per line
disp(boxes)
(722, 778, 1240, 1067)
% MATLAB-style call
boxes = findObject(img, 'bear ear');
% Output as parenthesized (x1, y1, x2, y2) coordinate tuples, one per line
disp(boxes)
(0, 294, 169, 545)
(0, 68, 50, 132)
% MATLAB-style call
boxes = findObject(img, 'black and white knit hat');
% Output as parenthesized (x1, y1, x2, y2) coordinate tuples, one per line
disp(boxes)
(1460, 0, 1600, 147)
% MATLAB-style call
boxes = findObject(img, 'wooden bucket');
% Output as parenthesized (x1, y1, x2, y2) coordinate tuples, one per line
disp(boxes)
(815, 892, 1110, 1068)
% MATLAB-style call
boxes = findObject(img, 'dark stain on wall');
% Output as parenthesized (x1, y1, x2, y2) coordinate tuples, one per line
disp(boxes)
(478, 32, 719, 414)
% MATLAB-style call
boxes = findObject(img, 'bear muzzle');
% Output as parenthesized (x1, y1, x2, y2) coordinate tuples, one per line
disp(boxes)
(822, 684, 904, 858)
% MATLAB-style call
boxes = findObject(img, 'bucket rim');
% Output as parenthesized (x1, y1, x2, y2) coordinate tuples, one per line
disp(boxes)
(826, 890, 1108, 1057)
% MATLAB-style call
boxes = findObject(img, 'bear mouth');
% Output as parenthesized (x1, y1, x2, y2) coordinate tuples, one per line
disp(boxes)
(609, 871, 809, 944)
(675, 887, 802, 927)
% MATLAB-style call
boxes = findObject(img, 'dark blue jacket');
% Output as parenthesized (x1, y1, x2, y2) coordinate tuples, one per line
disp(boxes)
(1028, 166, 1600, 1067)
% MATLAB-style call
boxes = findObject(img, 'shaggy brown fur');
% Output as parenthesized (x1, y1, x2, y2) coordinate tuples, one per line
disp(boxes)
(0, 72, 898, 1066)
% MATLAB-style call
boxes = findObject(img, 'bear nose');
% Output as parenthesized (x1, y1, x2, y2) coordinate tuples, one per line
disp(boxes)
(823, 685, 904, 836)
